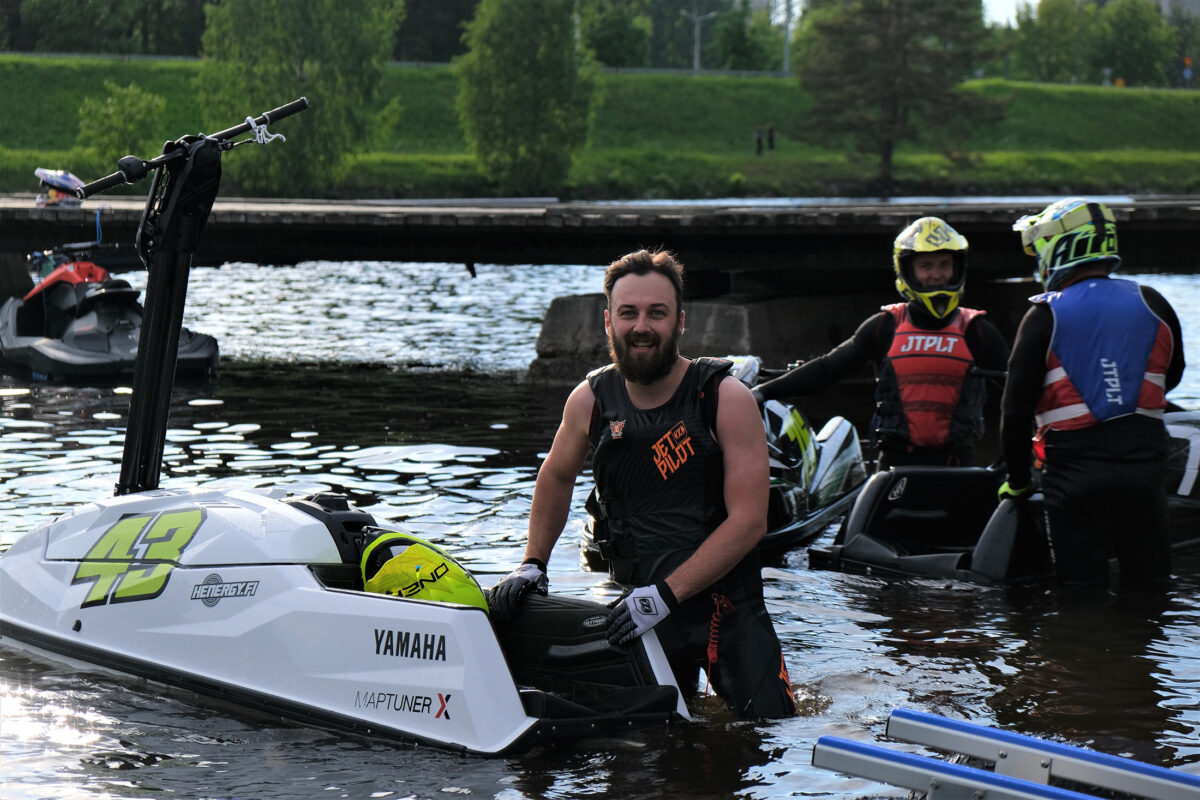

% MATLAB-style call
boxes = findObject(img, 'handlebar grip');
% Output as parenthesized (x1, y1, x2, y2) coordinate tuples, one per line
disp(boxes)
(75, 154, 149, 199)
(211, 96, 310, 142)
(76, 169, 132, 200)
(263, 97, 310, 124)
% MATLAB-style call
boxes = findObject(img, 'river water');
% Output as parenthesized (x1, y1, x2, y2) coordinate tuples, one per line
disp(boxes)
(2, 262, 1199, 800)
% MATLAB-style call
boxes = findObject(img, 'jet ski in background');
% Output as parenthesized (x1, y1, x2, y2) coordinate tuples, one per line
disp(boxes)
(581, 355, 869, 574)
(808, 409, 1200, 583)
(0, 238, 218, 383)
(34, 167, 85, 207)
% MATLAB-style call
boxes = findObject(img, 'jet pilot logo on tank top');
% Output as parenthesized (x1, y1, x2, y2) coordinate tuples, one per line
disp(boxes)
(609, 419, 626, 439)
(652, 421, 694, 479)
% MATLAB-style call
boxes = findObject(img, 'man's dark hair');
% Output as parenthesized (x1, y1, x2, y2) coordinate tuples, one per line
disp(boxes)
(603, 249, 685, 312)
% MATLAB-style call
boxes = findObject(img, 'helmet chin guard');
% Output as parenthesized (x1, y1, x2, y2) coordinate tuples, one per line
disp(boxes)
(1013, 197, 1120, 291)
(892, 216, 969, 320)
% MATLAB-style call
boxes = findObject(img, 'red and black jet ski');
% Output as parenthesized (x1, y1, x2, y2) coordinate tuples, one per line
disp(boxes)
(0, 240, 217, 382)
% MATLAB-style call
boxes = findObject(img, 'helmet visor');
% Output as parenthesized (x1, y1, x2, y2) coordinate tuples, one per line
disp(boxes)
(1013, 201, 1115, 257)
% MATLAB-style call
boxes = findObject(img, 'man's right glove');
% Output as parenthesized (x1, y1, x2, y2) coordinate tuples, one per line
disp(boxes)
(606, 582, 678, 646)
(487, 558, 547, 621)
(997, 480, 1032, 502)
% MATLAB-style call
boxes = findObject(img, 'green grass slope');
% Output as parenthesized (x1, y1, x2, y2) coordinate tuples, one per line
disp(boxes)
(3, 55, 1199, 198)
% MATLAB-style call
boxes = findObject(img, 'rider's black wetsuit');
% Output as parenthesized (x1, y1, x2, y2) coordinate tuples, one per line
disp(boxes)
(755, 302, 1010, 469)
(1000, 280, 1185, 587)
(587, 359, 796, 718)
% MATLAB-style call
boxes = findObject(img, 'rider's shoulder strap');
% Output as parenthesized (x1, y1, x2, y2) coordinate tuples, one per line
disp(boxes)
(695, 357, 733, 435)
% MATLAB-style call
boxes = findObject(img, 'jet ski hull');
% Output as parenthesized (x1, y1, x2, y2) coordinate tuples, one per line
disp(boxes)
(809, 410, 1200, 584)
(0, 293, 218, 382)
(0, 489, 687, 755)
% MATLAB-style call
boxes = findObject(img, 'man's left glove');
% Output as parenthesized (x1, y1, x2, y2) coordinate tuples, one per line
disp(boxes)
(488, 558, 548, 621)
(606, 582, 678, 646)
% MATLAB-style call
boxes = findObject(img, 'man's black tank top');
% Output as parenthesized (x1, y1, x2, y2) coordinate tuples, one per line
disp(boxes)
(586, 357, 731, 583)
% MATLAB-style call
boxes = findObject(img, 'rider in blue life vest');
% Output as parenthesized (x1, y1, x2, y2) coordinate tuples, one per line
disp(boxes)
(489, 249, 796, 719)
(1001, 198, 1185, 588)
(752, 216, 1010, 470)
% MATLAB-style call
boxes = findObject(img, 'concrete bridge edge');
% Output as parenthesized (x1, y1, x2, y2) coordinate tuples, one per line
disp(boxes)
(527, 279, 1039, 384)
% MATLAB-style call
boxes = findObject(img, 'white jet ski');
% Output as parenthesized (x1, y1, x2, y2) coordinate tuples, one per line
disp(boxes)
(0, 488, 688, 755)
(0, 99, 689, 756)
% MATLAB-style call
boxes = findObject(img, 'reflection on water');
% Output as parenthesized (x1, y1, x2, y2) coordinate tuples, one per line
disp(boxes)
(2, 263, 1200, 800)
(159, 260, 606, 370)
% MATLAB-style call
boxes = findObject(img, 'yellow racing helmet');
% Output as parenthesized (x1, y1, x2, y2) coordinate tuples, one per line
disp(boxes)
(1012, 198, 1120, 291)
(892, 216, 969, 319)
(361, 529, 489, 611)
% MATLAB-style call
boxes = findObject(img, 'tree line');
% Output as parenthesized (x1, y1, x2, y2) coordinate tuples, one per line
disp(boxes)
(2, 0, 1197, 85)
(0, 0, 787, 72)
(4, 0, 1196, 198)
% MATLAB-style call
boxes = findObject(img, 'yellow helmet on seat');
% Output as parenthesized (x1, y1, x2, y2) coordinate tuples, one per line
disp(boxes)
(360, 529, 489, 611)
(892, 217, 969, 319)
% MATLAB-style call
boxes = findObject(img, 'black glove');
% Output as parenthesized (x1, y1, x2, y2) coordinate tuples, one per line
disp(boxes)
(606, 581, 678, 646)
(487, 558, 547, 621)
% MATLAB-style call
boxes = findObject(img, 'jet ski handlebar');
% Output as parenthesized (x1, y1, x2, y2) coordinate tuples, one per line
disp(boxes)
(74, 97, 310, 200)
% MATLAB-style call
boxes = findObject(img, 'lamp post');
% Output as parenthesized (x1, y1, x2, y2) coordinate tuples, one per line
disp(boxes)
(681, 2, 718, 74)
(781, 0, 793, 75)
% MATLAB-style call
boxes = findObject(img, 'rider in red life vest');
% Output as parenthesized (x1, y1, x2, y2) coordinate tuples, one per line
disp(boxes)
(752, 216, 1010, 470)
(1000, 198, 1186, 588)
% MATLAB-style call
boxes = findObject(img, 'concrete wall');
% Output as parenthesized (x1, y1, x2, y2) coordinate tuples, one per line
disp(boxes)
(527, 279, 1038, 383)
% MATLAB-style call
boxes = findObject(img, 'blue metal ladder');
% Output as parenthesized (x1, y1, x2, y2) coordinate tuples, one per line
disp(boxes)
(812, 708, 1200, 800)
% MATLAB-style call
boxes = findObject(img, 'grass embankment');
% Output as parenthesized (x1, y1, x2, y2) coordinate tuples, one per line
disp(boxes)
(3, 54, 1200, 198)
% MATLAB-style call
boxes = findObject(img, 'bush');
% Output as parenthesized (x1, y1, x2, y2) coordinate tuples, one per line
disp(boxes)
(76, 81, 167, 166)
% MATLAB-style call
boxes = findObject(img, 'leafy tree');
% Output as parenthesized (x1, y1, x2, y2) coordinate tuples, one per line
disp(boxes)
(455, 0, 594, 195)
(0, 0, 31, 50)
(709, 0, 783, 72)
(583, 2, 652, 68)
(17, 0, 207, 55)
(1165, 3, 1200, 88)
(19, 0, 140, 53)
(1094, 0, 1174, 86)
(77, 80, 167, 165)
(796, 0, 1000, 196)
(394, 0, 478, 62)
(198, 0, 404, 196)
(1010, 0, 1100, 83)
(976, 19, 1018, 80)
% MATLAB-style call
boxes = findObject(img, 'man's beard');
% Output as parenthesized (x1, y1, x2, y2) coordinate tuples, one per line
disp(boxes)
(608, 325, 680, 385)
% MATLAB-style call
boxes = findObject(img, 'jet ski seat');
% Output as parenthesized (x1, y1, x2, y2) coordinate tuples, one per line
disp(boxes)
(285, 492, 379, 591)
(860, 466, 1004, 554)
(14, 280, 76, 338)
(491, 592, 684, 719)
(75, 280, 139, 316)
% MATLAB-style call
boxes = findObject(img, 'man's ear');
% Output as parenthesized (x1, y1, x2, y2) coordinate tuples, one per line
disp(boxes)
(678, 308, 686, 335)
(604, 307, 612, 334)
